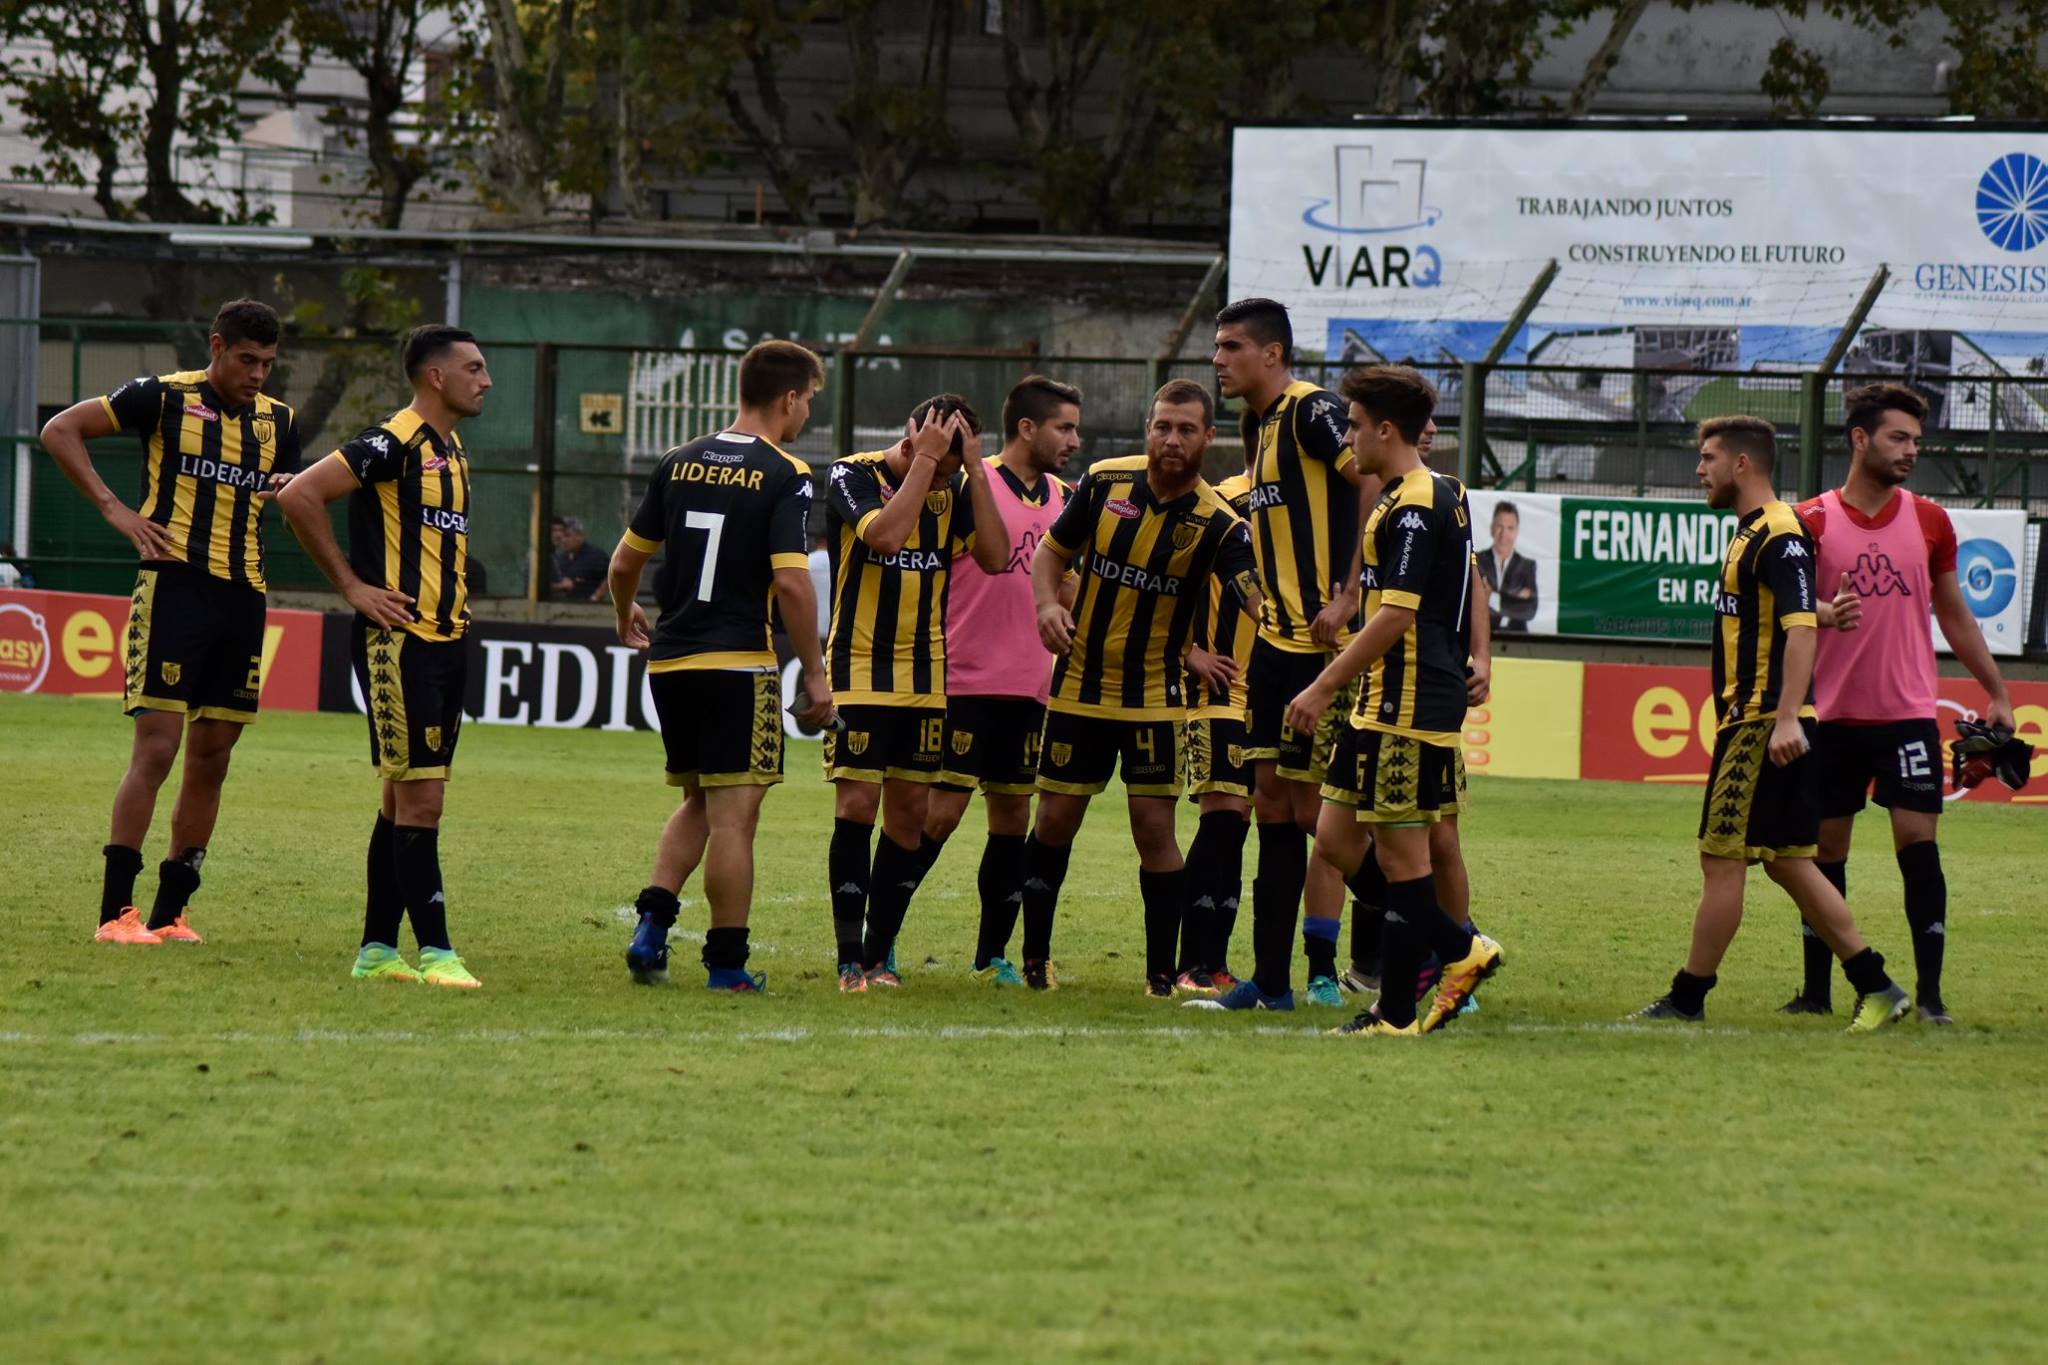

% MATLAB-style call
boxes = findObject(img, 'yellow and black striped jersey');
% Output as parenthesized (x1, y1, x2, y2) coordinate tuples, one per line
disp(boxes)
(1712, 501, 1818, 728)
(1243, 379, 1357, 653)
(1352, 468, 1473, 745)
(100, 370, 302, 591)
(826, 450, 976, 707)
(624, 430, 813, 672)
(1187, 471, 1258, 718)
(329, 409, 471, 643)
(1043, 456, 1259, 721)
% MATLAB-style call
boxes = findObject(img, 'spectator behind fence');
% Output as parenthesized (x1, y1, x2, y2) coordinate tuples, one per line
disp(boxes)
(0, 542, 28, 588)
(552, 516, 610, 601)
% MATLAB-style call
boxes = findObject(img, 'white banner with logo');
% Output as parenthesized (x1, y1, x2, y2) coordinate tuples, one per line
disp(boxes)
(1230, 124, 2048, 377)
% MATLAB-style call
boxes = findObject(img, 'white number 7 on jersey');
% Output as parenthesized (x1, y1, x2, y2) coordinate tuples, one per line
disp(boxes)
(686, 510, 725, 602)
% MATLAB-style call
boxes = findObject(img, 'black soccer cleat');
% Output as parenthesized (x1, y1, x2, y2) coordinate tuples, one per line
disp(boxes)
(1631, 995, 1704, 1023)
(1918, 997, 1955, 1026)
(1777, 994, 1833, 1016)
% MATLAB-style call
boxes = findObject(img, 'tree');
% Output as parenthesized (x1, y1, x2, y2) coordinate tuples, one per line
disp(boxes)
(296, 0, 448, 231)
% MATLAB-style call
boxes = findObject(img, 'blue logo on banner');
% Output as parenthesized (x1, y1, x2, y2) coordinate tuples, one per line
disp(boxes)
(1956, 538, 2018, 617)
(1976, 153, 2048, 253)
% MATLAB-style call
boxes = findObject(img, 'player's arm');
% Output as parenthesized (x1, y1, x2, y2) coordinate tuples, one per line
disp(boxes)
(38, 386, 172, 559)
(958, 448, 1009, 574)
(1931, 571, 2016, 731)
(1466, 557, 1492, 706)
(1304, 398, 1364, 644)
(610, 458, 670, 648)
(274, 451, 416, 628)
(764, 463, 833, 726)
(1286, 489, 1435, 732)
(1032, 475, 1092, 654)
(259, 408, 304, 501)
(846, 410, 960, 554)
(1762, 532, 1819, 767)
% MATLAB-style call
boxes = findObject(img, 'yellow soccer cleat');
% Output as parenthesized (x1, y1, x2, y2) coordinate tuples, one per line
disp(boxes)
(351, 944, 423, 983)
(1329, 1009, 1420, 1038)
(1422, 933, 1503, 1034)
(418, 949, 482, 990)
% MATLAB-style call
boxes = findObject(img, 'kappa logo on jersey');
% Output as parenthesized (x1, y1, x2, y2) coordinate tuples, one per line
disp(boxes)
(1307, 395, 1346, 440)
(366, 434, 391, 455)
(1106, 498, 1140, 519)
(1781, 540, 1807, 558)
(1397, 511, 1426, 530)
(1846, 549, 1913, 597)
(700, 445, 747, 464)
(184, 401, 218, 422)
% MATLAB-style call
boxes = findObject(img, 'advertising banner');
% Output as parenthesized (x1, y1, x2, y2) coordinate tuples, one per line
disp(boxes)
(0, 586, 322, 710)
(1231, 123, 2048, 375)
(1578, 662, 2048, 803)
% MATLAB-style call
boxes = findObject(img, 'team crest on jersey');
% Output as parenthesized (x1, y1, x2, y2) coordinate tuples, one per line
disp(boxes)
(1106, 498, 1140, 519)
(925, 490, 951, 516)
(249, 414, 274, 442)
(847, 731, 870, 756)
(425, 726, 443, 753)
(952, 729, 974, 755)
(1171, 520, 1202, 552)
(1050, 742, 1073, 766)
(184, 401, 218, 422)
(160, 662, 181, 686)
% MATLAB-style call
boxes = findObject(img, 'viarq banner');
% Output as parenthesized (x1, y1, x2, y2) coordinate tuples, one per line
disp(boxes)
(1464, 490, 2028, 654)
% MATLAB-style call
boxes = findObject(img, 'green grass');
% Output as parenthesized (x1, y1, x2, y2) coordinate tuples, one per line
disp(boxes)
(3, 693, 2045, 1363)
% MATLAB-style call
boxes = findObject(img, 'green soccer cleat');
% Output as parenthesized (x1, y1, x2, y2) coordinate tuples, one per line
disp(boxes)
(1847, 982, 1912, 1032)
(970, 958, 1024, 987)
(418, 948, 482, 990)
(1305, 975, 1344, 1008)
(351, 944, 423, 984)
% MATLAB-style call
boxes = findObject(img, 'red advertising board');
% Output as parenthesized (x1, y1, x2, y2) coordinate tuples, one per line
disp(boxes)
(0, 587, 323, 711)
(1581, 662, 2048, 804)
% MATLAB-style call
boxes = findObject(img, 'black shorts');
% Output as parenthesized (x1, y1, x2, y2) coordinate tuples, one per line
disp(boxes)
(122, 562, 266, 723)
(1037, 708, 1182, 798)
(936, 695, 1044, 796)
(1697, 717, 1819, 861)
(1320, 725, 1463, 824)
(823, 703, 945, 784)
(352, 622, 468, 782)
(1813, 719, 1944, 818)
(650, 666, 784, 788)
(1244, 637, 1353, 784)
(1185, 713, 1253, 800)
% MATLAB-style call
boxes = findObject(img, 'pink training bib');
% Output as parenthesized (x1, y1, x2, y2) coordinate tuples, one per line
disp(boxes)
(944, 460, 1066, 701)
(1805, 488, 1953, 724)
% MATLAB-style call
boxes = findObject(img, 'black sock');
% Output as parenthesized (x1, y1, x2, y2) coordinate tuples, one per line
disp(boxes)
(1803, 859, 1845, 1004)
(1378, 875, 1435, 1028)
(1669, 968, 1716, 1015)
(100, 844, 143, 925)
(145, 847, 204, 930)
(1841, 946, 1893, 997)
(1250, 822, 1306, 997)
(635, 884, 680, 928)
(913, 833, 945, 885)
(360, 816, 403, 947)
(1208, 814, 1248, 973)
(1347, 855, 1387, 976)
(973, 833, 1028, 969)
(702, 925, 749, 971)
(828, 817, 873, 967)
(861, 834, 921, 970)
(393, 824, 451, 952)
(1182, 810, 1247, 973)
(1138, 867, 1185, 982)
(1019, 835, 1072, 963)
(1897, 841, 1946, 1008)
(1404, 873, 1475, 967)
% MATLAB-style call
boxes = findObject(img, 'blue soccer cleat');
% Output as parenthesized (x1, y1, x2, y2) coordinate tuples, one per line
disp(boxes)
(706, 966, 767, 993)
(626, 913, 670, 986)
(1184, 979, 1294, 1011)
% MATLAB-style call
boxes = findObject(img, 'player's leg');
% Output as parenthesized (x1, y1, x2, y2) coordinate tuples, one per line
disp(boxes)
(144, 717, 243, 937)
(919, 697, 981, 882)
(1291, 679, 1354, 1005)
(968, 790, 1031, 981)
(1763, 856, 1907, 1029)
(1243, 640, 1311, 1001)
(862, 772, 934, 981)
(1791, 721, 1868, 1014)
(1342, 833, 1385, 991)
(1642, 719, 1767, 1021)
(1877, 719, 1949, 1021)
(698, 783, 772, 991)
(1128, 794, 1185, 996)
(385, 635, 472, 986)
(1185, 791, 1249, 988)
(102, 564, 200, 942)
(830, 778, 879, 976)
(99, 711, 183, 942)
(1021, 710, 1106, 990)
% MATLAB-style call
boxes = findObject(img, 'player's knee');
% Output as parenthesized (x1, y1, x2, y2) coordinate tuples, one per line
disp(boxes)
(834, 781, 880, 825)
(393, 781, 444, 827)
(924, 802, 963, 843)
(130, 734, 181, 785)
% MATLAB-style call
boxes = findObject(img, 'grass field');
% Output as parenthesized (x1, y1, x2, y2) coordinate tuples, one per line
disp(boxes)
(3, 692, 2045, 1363)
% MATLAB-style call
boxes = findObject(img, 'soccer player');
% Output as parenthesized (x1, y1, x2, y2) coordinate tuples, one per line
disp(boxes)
(1781, 384, 2017, 1024)
(1209, 297, 1372, 1010)
(1632, 415, 1910, 1030)
(916, 375, 1080, 986)
(276, 325, 491, 988)
(608, 341, 836, 991)
(1281, 366, 1500, 1036)
(1026, 379, 1263, 997)
(40, 299, 302, 945)
(824, 397, 1008, 989)
(1176, 442, 1257, 994)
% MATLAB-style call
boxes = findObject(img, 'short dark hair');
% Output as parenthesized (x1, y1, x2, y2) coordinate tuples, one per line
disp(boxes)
(402, 324, 477, 382)
(738, 340, 825, 409)
(1492, 500, 1520, 523)
(212, 298, 280, 348)
(1843, 383, 1928, 439)
(1697, 414, 1777, 471)
(909, 392, 983, 458)
(1215, 297, 1293, 366)
(1339, 364, 1437, 444)
(1002, 374, 1083, 441)
(1151, 378, 1215, 427)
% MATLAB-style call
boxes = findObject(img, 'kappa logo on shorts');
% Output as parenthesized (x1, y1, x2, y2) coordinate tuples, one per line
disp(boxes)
(847, 731, 870, 756)
(160, 662, 181, 686)
(952, 729, 974, 755)
(424, 726, 443, 753)
(1171, 520, 1202, 551)
(1106, 498, 1140, 519)
(1050, 742, 1073, 766)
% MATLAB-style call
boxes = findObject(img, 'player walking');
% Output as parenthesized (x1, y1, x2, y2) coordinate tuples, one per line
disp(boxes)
(915, 376, 1080, 986)
(1781, 384, 2017, 1024)
(605, 341, 835, 990)
(1633, 415, 1910, 1029)
(278, 325, 491, 987)
(1023, 380, 1263, 996)
(41, 299, 302, 945)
